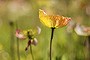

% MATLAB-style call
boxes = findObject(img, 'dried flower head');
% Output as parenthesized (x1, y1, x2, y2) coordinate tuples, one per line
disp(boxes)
(15, 27, 41, 51)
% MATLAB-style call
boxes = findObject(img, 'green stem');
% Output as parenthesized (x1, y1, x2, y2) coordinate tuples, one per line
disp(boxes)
(9, 21, 15, 60)
(85, 36, 90, 60)
(16, 21, 20, 60)
(17, 38, 20, 60)
(50, 28, 55, 60)
(27, 31, 34, 60)
(30, 44, 34, 60)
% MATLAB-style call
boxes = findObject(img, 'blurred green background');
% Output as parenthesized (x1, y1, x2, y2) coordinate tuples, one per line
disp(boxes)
(0, 0, 90, 60)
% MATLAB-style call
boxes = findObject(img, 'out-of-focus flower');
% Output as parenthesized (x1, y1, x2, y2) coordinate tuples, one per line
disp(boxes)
(23, 26, 41, 36)
(15, 26, 41, 50)
(25, 38, 38, 51)
(74, 24, 90, 36)
(39, 9, 71, 28)
(15, 29, 26, 40)
(7, 0, 31, 21)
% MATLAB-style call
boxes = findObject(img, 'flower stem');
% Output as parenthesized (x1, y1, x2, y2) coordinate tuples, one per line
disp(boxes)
(30, 44, 34, 60)
(17, 38, 20, 60)
(50, 28, 55, 60)
(27, 31, 34, 60)
(16, 21, 20, 60)
(85, 36, 90, 60)
(9, 21, 15, 60)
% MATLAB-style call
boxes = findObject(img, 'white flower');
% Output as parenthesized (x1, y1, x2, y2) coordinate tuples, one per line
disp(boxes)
(74, 24, 90, 36)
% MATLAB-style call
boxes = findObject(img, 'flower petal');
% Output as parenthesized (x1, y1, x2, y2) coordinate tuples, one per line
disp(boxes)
(37, 26, 41, 34)
(39, 9, 71, 28)
(31, 38, 38, 46)
(15, 29, 26, 40)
